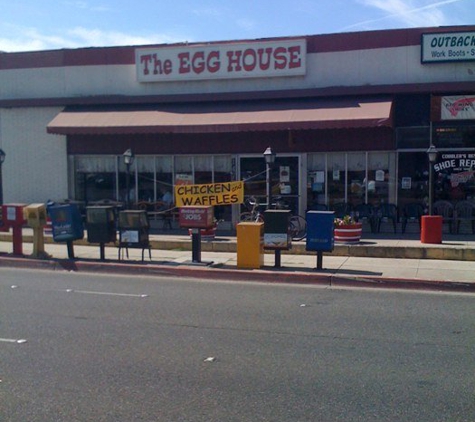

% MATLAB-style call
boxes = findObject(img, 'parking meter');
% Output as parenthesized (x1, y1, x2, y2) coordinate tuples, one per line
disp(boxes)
(24, 203, 48, 258)
(48, 203, 84, 259)
(1, 203, 27, 255)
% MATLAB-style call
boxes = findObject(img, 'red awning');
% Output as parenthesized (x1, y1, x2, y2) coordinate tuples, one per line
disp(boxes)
(47, 97, 393, 135)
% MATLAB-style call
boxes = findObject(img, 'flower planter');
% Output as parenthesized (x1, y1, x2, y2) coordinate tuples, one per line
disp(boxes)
(334, 222, 363, 243)
(188, 227, 216, 240)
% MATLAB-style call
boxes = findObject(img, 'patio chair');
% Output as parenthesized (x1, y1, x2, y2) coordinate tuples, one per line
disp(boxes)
(331, 202, 352, 219)
(433, 200, 455, 234)
(375, 203, 398, 233)
(354, 203, 376, 233)
(401, 202, 424, 233)
(454, 200, 475, 234)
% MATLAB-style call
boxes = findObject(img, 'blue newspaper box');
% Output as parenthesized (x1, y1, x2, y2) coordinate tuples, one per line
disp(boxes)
(306, 211, 334, 252)
(48, 203, 84, 243)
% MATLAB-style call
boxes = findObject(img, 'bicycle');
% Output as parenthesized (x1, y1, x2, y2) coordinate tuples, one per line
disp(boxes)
(239, 196, 307, 241)
(239, 196, 264, 223)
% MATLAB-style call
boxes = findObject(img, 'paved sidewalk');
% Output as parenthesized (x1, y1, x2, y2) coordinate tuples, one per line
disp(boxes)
(1, 231, 475, 292)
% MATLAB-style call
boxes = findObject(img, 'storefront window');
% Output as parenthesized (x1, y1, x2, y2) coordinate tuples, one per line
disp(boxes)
(240, 156, 300, 213)
(398, 152, 428, 211)
(74, 156, 118, 203)
(240, 157, 267, 202)
(175, 156, 193, 187)
(214, 156, 232, 221)
(309, 152, 396, 210)
(347, 153, 366, 207)
(194, 156, 213, 185)
(118, 156, 135, 205)
(307, 154, 326, 209)
(155, 156, 173, 205)
(433, 151, 475, 202)
(327, 153, 346, 207)
(368, 152, 396, 206)
(434, 124, 475, 149)
(136, 156, 155, 203)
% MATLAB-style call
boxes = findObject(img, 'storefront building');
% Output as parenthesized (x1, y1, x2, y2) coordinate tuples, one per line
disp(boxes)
(0, 25, 474, 231)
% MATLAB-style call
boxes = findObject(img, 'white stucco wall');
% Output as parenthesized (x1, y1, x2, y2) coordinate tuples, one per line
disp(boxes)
(0, 107, 68, 204)
(1, 45, 474, 101)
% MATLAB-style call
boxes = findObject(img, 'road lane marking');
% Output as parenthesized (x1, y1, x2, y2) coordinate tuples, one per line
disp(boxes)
(64, 289, 148, 298)
(0, 338, 27, 344)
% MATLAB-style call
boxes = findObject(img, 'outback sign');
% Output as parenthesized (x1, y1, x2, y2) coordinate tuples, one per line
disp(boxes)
(422, 31, 475, 63)
(136, 39, 306, 82)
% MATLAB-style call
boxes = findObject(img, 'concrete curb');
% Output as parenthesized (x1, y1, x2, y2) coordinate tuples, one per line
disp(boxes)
(2, 232, 475, 261)
(1, 253, 474, 293)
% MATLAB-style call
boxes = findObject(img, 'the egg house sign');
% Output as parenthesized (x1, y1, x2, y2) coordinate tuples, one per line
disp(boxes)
(136, 39, 306, 82)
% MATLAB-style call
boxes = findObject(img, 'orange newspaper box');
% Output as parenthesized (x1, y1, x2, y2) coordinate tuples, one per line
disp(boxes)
(237, 222, 264, 269)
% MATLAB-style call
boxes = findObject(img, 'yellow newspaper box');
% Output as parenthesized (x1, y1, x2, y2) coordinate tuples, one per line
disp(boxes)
(237, 222, 264, 269)
(23, 203, 49, 258)
(24, 203, 47, 228)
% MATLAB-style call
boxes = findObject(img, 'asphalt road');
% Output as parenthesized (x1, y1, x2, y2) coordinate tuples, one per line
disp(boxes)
(1, 268, 474, 422)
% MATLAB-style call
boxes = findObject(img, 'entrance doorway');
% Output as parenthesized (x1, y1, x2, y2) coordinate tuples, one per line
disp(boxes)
(239, 155, 301, 214)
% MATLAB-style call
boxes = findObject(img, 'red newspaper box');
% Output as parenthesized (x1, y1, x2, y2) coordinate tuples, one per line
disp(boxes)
(2, 203, 27, 255)
(179, 206, 214, 264)
(179, 206, 214, 229)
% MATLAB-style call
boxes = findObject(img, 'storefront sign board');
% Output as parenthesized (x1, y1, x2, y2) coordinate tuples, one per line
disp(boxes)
(422, 31, 475, 63)
(136, 39, 306, 82)
(433, 152, 475, 189)
(441, 96, 475, 120)
(175, 181, 244, 207)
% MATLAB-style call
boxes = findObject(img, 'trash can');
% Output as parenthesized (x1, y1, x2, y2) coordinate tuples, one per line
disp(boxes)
(237, 222, 264, 269)
(421, 215, 443, 244)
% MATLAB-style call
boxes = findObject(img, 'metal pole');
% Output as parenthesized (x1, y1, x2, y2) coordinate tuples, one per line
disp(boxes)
(266, 162, 271, 210)
(316, 251, 323, 270)
(125, 163, 130, 210)
(191, 230, 202, 263)
(429, 162, 433, 216)
(274, 250, 281, 268)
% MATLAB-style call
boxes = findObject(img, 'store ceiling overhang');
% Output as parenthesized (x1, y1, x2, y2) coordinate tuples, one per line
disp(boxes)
(46, 97, 393, 135)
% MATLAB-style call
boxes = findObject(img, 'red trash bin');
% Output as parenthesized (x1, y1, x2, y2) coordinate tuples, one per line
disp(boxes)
(421, 215, 443, 244)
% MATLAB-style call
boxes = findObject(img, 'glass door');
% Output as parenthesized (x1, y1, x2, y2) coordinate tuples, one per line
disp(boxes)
(240, 155, 301, 214)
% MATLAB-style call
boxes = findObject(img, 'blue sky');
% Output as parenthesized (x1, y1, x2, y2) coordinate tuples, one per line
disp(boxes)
(0, 0, 473, 52)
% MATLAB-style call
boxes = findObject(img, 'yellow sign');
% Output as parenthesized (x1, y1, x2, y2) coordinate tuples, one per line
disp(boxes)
(175, 181, 244, 207)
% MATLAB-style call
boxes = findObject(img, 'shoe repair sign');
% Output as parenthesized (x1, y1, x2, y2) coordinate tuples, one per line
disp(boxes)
(175, 181, 244, 206)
